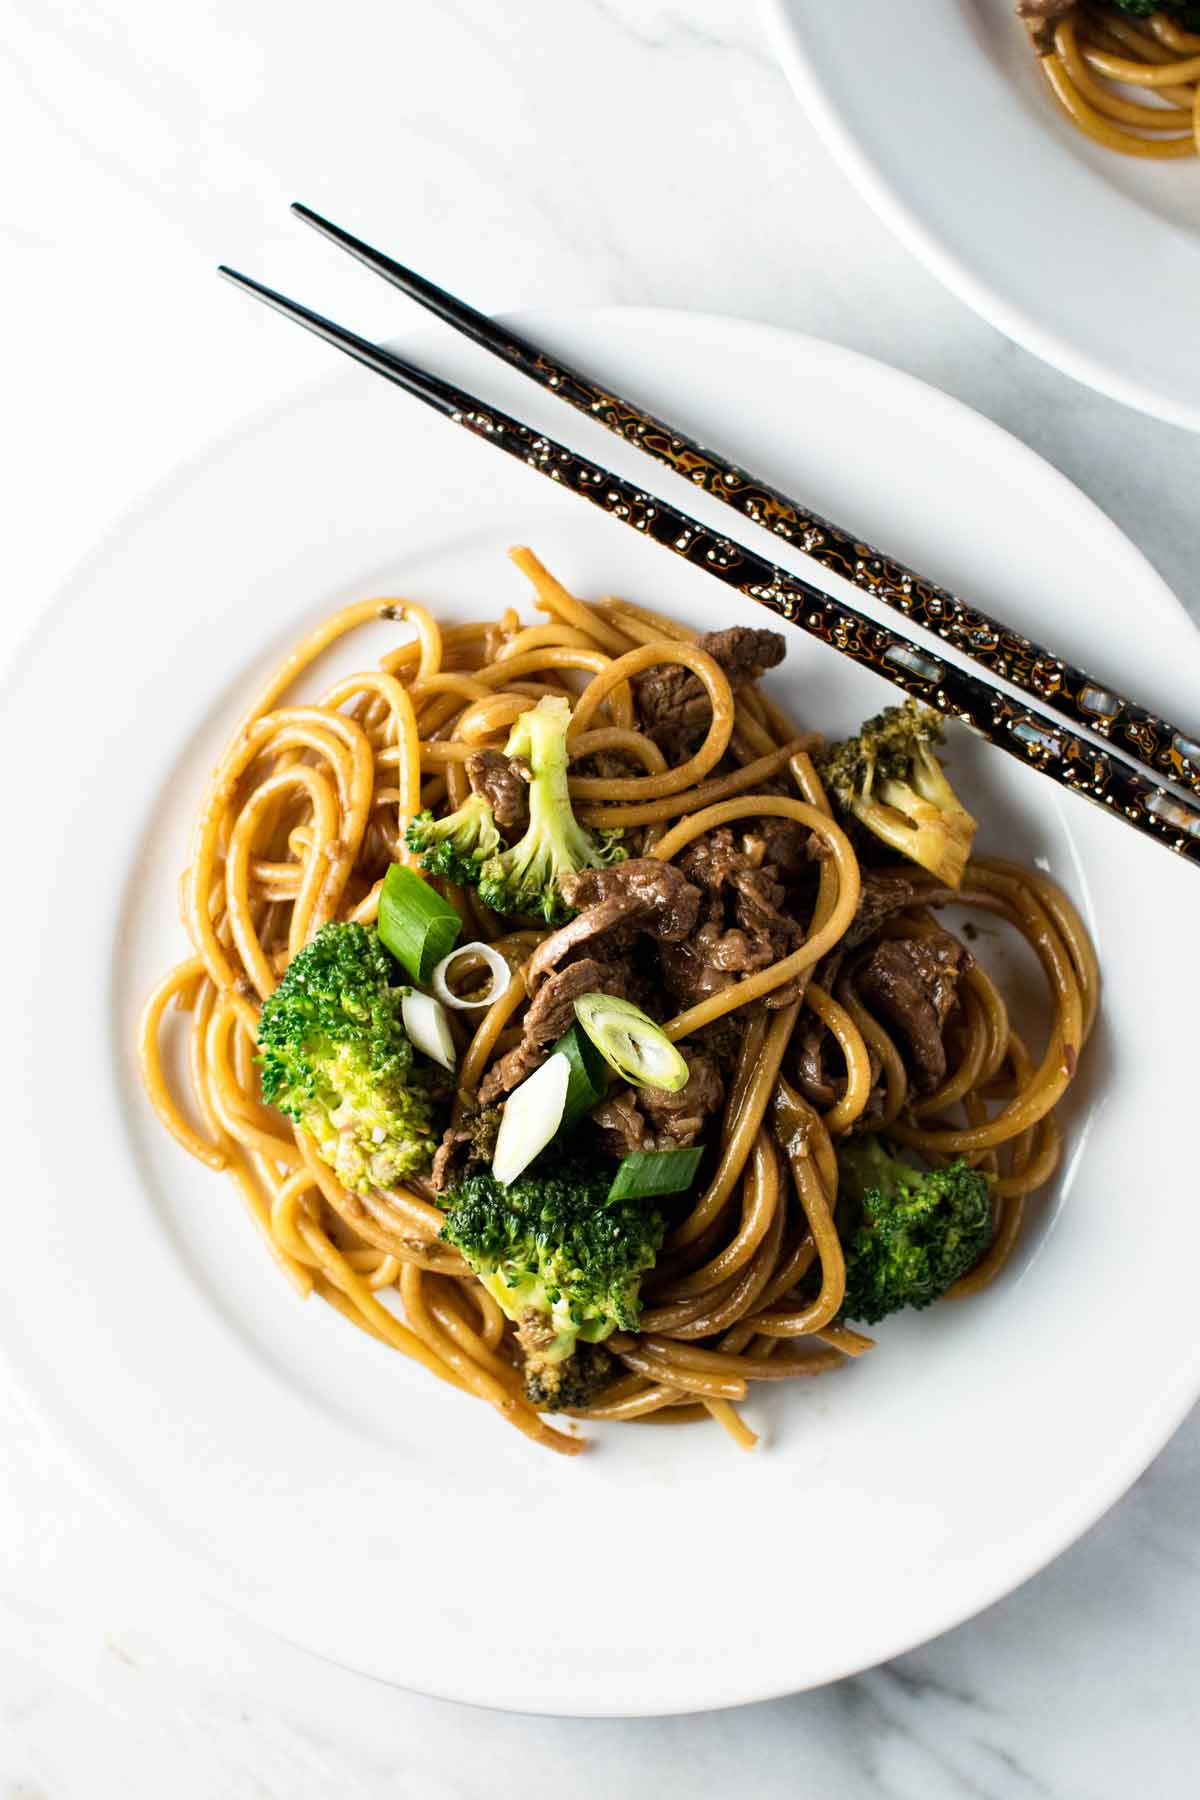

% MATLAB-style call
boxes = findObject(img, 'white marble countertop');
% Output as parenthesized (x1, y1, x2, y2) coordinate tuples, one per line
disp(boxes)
(2, 2, 1198, 1793)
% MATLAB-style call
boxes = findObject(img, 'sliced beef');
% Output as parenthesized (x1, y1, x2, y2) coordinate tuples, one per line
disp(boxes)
(692, 1013, 747, 1076)
(591, 1090, 651, 1158)
(741, 816, 819, 883)
(678, 829, 801, 934)
(526, 860, 702, 993)
(477, 958, 631, 1104)
(658, 938, 737, 1009)
(674, 826, 802, 983)
(842, 867, 955, 951)
(525, 894, 647, 991)
(730, 864, 797, 943)
(465, 748, 529, 831)
(851, 931, 966, 1093)
(633, 626, 786, 761)
(592, 1052, 724, 1157)
(703, 626, 788, 685)
(639, 1051, 724, 1149)
(561, 860, 701, 942)
(789, 1001, 889, 1122)
(430, 1107, 502, 1194)
(677, 827, 746, 895)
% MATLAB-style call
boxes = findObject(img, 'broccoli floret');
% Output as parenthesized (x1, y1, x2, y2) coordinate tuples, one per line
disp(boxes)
(257, 921, 439, 1193)
(835, 1135, 993, 1325)
(404, 792, 501, 886)
(476, 696, 625, 924)
(521, 1340, 616, 1413)
(1111, 0, 1200, 21)
(440, 1157, 663, 1368)
(817, 700, 977, 887)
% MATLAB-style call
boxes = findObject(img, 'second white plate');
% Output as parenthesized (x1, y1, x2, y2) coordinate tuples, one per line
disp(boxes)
(763, 0, 1200, 431)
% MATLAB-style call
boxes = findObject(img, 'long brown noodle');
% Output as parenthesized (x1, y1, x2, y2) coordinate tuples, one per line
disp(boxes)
(1023, 4, 1200, 158)
(139, 547, 1098, 1454)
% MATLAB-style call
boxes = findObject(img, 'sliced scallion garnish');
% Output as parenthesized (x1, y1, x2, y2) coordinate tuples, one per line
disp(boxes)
(554, 1021, 610, 1130)
(573, 992, 690, 1093)
(400, 989, 457, 1072)
(430, 940, 512, 1011)
(492, 1053, 569, 1186)
(377, 863, 462, 985)
(607, 1147, 704, 1203)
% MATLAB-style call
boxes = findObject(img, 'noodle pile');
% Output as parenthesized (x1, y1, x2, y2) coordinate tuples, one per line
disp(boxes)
(140, 547, 1098, 1455)
(1026, 4, 1200, 158)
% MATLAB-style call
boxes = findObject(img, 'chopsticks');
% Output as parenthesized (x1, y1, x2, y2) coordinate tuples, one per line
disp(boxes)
(216, 257, 1200, 873)
(290, 203, 1200, 803)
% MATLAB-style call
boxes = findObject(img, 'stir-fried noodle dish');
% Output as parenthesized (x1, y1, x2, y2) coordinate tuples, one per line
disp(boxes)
(141, 547, 1098, 1455)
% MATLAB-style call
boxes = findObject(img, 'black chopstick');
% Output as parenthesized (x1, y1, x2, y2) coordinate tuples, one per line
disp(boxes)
(216, 263, 1200, 873)
(289, 202, 1200, 802)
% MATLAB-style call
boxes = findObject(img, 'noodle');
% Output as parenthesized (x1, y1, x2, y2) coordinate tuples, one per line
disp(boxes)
(139, 548, 1098, 1454)
(1023, 6, 1200, 159)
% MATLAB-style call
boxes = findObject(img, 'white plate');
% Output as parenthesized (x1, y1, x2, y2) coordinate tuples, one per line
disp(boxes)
(2, 307, 1198, 1716)
(762, 0, 1200, 431)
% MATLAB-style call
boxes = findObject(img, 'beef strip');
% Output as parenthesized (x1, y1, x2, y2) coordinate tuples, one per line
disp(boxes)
(677, 827, 746, 894)
(672, 826, 802, 986)
(524, 894, 647, 991)
(590, 1090, 650, 1158)
(464, 748, 529, 831)
(741, 816, 818, 883)
(639, 1051, 724, 1149)
(789, 1000, 889, 1123)
(652, 825, 810, 1009)
(561, 860, 701, 941)
(731, 864, 797, 942)
(591, 1052, 724, 1157)
(657, 938, 737, 1008)
(693, 1013, 747, 1074)
(851, 931, 966, 1093)
(842, 868, 956, 951)
(633, 626, 787, 761)
(481, 867, 702, 1104)
(477, 957, 632, 1104)
(526, 860, 702, 993)
(704, 626, 788, 683)
(429, 1107, 502, 1194)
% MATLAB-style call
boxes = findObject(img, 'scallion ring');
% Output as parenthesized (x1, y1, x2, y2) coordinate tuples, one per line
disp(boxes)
(430, 940, 512, 1012)
(573, 992, 690, 1093)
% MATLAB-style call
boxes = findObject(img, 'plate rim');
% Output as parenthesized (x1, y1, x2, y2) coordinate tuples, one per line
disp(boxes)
(3, 303, 1199, 1714)
(759, 0, 1200, 435)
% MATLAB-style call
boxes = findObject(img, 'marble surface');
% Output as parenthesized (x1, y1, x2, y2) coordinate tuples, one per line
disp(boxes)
(2, 1, 1198, 1793)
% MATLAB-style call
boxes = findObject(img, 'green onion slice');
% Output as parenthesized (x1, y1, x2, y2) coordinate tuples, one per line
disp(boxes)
(378, 863, 462, 985)
(400, 990, 457, 1072)
(492, 1053, 569, 1186)
(607, 1147, 704, 1203)
(430, 941, 511, 1011)
(572, 992, 690, 1093)
(554, 1021, 610, 1130)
